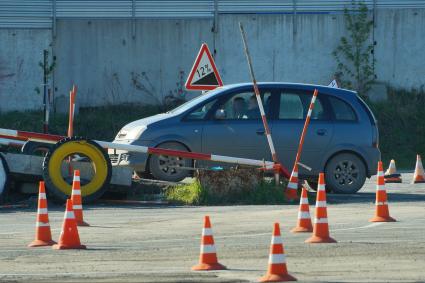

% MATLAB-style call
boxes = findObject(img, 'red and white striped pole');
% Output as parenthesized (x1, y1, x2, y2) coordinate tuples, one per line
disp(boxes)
(239, 23, 288, 184)
(285, 89, 319, 201)
(67, 85, 77, 177)
(68, 85, 77, 137)
(0, 128, 285, 174)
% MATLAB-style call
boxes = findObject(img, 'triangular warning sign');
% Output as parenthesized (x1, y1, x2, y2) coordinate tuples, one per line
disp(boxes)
(185, 43, 223, 91)
(328, 79, 339, 88)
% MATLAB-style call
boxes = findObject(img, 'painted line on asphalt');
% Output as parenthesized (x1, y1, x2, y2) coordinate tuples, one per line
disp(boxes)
(331, 222, 383, 232)
(0, 270, 187, 277)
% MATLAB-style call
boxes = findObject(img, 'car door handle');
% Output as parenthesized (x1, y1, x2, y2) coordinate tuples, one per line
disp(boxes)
(316, 129, 327, 136)
(256, 129, 265, 135)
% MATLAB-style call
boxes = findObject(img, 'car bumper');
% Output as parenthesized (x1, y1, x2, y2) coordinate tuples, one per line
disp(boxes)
(365, 147, 381, 177)
(107, 140, 152, 172)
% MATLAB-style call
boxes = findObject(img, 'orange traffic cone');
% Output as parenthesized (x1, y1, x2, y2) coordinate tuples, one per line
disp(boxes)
(370, 161, 396, 222)
(28, 181, 56, 247)
(259, 223, 297, 282)
(192, 216, 226, 271)
(384, 159, 402, 183)
(305, 173, 336, 243)
(291, 186, 313, 233)
(52, 199, 86, 250)
(285, 164, 299, 201)
(71, 170, 89, 226)
(412, 155, 425, 184)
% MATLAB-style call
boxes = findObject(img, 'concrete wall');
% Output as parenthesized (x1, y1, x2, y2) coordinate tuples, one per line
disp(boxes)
(1, 9, 424, 111)
(0, 29, 51, 112)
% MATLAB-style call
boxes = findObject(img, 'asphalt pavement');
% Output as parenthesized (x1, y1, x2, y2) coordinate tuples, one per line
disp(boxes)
(0, 173, 424, 282)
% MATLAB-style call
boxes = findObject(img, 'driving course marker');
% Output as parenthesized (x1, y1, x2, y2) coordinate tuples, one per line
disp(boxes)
(185, 43, 223, 91)
(239, 23, 290, 183)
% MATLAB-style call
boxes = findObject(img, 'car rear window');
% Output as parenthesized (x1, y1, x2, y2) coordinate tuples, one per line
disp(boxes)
(328, 96, 357, 121)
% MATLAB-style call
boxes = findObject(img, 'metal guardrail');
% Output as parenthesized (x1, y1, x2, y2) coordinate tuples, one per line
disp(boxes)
(1, 0, 424, 29)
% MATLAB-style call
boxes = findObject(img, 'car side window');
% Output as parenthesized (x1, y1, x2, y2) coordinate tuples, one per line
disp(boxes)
(278, 91, 329, 120)
(328, 96, 357, 121)
(185, 99, 217, 121)
(214, 91, 271, 120)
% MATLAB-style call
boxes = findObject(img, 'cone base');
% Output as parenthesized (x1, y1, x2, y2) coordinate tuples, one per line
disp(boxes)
(191, 262, 226, 271)
(77, 221, 90, 227)
(52, 244, 86, 250)
(369, 215, 396, 222)
(412, 180, 425, 184)
(28, 239, 57, 247)
(305, 235, 337, 243)
(259, 273, 297, 282)
(290, 226, 313, 233)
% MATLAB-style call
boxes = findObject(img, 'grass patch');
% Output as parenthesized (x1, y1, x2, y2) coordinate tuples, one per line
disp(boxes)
(367, 88, 425, 169)
(165, 179, 293, 205)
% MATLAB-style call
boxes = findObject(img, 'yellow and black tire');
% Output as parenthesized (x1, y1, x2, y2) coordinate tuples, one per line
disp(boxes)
(42, 137, 112, 203)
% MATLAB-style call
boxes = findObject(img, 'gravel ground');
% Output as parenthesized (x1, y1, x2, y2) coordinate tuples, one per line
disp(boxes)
(0, 173, 424, 283)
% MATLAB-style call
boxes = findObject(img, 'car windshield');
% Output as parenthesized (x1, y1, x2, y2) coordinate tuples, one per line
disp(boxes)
(168, 87, 226, 115)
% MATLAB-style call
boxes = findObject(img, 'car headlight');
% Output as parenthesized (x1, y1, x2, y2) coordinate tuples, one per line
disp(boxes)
(116, 125, 147, 141)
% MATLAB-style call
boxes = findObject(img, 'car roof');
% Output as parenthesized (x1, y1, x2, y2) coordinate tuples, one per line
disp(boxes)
(221, 82, 357, 98)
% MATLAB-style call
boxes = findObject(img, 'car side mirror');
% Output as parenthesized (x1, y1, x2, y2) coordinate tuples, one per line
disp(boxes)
(214, 109, 226, 120)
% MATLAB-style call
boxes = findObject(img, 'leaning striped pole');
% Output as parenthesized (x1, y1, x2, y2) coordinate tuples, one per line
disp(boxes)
(294, 89, 318, 166)
(285, 89, 319, 200)
(239, 23, 287, 184)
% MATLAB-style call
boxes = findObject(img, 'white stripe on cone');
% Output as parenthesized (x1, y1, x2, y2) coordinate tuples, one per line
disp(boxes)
(300, 197, 309, 204)
(268, 254, 286, 264)
(73, 176, 80, 182)
(37, 208, 48, 214)
(72, 190, 81, 195)
(200, 244, 216, 254)
(376, 201, 388, 205)
(202, 228, 213, 236)
(64, 211, 75, 219)
(298, 211, 311, 219)
(317, 184, 326, 191)
(314, 218, 328, 224)
(73, 205, 83, 210)
(39, 193, 46, 199)
(376, 185, 386, 191)
(271, 236, 283, 244)
(316, 201, 327, 207)
(36, 222, 50, 227)
(287, 182, 298, 189)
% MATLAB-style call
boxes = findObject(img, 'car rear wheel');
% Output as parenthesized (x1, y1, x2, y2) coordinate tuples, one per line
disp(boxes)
(325, 153, 366, 194)
(148, 142, 192, 182)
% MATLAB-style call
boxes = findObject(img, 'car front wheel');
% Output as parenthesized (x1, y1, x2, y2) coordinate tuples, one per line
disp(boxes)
(148, 142, 192, 182)
(325, 153, 366, 194)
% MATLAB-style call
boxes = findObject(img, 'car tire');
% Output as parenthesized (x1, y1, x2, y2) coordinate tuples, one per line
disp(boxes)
(148, 142, 192, 182)
(325, 152, 366, 194)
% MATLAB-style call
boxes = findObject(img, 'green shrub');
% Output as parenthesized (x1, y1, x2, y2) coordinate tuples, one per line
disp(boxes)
(367, 88, 425, 169)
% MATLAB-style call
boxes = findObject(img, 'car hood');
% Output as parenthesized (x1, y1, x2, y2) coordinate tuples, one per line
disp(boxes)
(122, 113, 173, 130)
